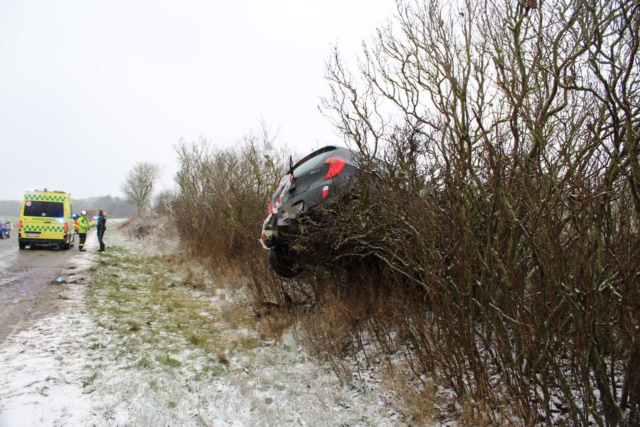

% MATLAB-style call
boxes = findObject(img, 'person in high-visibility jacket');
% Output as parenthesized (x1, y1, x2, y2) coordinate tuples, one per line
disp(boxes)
(77, 211, 90, 252)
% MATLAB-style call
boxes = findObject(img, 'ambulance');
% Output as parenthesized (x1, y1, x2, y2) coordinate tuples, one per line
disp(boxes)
(18, 189, 75, 250)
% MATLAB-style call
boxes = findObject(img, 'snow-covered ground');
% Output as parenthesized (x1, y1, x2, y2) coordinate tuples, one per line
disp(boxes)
(0, 238, 100, 426)
(0, 222, 408, 426)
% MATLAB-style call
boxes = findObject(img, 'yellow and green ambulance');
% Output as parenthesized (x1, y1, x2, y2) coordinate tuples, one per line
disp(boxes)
(18, 189, 75, 250)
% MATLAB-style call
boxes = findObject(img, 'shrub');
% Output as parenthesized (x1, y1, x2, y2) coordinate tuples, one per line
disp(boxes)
(171, 0, 640, 423)
(304, 0, 640, 424)
(172, 131, 300, 312)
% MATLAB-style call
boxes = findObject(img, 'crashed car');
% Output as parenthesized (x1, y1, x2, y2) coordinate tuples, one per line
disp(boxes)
(260, 146, 359, 277)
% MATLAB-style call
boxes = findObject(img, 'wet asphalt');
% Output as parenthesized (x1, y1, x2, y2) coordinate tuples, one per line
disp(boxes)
(0, 231, 97, 342)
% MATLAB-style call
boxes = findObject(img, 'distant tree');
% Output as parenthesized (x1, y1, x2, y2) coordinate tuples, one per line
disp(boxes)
(152, 189, 175, 216)
(74, 195, 137, 218)
(121, 162, 161, 215)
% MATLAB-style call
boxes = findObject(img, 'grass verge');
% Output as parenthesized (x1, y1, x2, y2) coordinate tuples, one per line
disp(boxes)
(85, 245, 231, 376)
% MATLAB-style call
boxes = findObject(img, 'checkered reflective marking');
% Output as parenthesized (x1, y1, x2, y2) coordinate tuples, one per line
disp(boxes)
(22, 224, 65, 232)
(24, 194, 66, 202)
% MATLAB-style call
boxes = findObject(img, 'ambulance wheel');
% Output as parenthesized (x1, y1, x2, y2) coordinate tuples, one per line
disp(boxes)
(63, 243, 70, 250)
(19, 241, 26, 250)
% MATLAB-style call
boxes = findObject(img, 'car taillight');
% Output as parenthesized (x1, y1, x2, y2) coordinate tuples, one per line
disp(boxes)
(18, 220, 22, 231)
(64, 223, 68, 233)
(322, 186, 329, 198)
(324, 157, 346, 180)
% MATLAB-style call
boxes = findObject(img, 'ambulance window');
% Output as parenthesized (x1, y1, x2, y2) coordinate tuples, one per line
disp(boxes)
(23, 201, 64, 218)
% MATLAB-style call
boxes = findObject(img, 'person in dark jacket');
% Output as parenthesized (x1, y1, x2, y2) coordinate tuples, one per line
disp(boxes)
(96, 209, 107, 252)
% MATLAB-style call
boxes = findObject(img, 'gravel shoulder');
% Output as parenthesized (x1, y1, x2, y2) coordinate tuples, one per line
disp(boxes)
(0, 229, 94, 342)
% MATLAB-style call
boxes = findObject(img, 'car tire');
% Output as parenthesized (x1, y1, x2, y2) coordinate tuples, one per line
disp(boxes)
(269, 247, 299, 278)
(19, 241, 26, 250)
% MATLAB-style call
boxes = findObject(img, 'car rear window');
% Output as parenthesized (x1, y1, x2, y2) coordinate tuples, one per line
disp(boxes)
(23, 201, 64, 218)
(293, 147, 336, 177)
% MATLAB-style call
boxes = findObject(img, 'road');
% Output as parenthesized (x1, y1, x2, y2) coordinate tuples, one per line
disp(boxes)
(0, 232, 97, 342)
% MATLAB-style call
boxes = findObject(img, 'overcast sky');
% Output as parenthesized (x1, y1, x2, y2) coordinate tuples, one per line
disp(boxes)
(0, 0, 394, 200)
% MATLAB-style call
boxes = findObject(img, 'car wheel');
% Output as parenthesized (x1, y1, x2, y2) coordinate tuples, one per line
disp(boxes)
(269, 247, 299, 278)
(19, 241, 25, 250)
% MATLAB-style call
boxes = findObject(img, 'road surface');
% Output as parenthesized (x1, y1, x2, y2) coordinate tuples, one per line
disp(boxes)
(0, 232, 96, 342)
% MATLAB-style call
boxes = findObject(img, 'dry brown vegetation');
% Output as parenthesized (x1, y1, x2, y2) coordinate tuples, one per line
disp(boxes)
(173, 0, 639, 425)
(171, 130, 298, 308)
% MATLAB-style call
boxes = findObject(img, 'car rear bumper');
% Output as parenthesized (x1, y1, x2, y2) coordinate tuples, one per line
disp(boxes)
(19, 236, 69, 245)
(261, 215, 301, 249)
(261, 181, 342, 249)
